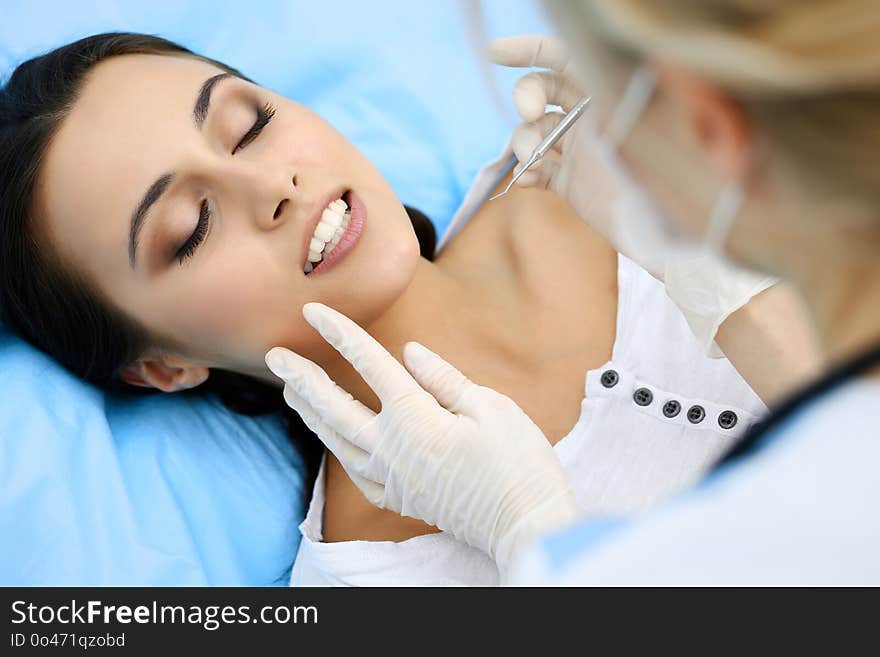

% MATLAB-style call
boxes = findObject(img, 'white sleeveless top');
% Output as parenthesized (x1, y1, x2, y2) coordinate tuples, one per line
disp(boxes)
(290, 147, 768, 586)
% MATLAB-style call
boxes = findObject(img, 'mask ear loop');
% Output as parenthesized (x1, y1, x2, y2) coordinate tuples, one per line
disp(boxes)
(604, 67, 657, 147)
(704, 180, 745, 254)
(607, 67, 746, 257)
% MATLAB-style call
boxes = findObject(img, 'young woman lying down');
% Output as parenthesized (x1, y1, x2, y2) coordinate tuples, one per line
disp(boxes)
(0, 33, 815, 585)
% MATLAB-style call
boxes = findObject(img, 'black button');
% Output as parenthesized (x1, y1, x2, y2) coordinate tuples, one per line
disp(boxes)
(663, 400, 681, 418)
(600, 370, 619, 388)
(687, 405, 705, 424)
(633, 387, 653, 406)
(718, 410, 738, 429)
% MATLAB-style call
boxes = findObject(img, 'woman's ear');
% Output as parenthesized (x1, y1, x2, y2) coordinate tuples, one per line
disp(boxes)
(653, 61, 754, 180)
(119, 352, 210, 392)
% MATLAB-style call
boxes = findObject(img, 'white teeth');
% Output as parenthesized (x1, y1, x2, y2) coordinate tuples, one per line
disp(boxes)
(313, 221, 335, 242)
(322, 208, 343, 228)
(303, 196, 352, 274)
(325, 215, 349, 254)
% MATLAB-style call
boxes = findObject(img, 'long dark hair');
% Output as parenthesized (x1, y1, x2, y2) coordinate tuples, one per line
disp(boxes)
(0, 32, 436, 507)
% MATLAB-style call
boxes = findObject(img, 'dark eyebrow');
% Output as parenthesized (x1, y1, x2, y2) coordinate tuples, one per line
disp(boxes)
(129, 73, 233, 268)
(193, 72, 232, 128)
(129, 173, 174, 268)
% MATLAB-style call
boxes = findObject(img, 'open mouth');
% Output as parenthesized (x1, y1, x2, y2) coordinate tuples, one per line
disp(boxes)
(304, 190, 352, 275)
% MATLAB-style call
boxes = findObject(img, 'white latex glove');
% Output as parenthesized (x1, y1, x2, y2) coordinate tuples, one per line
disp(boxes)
(488, 34, 776, 356)
(265, 303, 578, 575)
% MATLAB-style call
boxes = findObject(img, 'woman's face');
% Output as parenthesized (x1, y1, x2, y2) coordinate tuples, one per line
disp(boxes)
(39, 53, 421, 385)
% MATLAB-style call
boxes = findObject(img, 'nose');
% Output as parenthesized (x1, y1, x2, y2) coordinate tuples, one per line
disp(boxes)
(256, 171, 299, 232)
(225, 158, 299, 232)
(272, 198, 288, 221)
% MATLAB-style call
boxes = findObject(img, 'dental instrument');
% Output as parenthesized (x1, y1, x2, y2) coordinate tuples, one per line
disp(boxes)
(488, 95, 591, 201)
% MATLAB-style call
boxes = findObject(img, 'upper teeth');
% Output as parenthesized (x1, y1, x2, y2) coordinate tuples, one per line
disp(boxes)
(305, 198, 351, 273)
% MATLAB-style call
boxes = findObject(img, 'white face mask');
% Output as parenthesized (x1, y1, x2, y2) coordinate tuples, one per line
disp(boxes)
(592, 68, 745, 278)
(586, 68, 778, 359)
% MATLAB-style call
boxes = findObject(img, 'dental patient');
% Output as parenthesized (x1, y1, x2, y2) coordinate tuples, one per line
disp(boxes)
(1, 33, 769, 585)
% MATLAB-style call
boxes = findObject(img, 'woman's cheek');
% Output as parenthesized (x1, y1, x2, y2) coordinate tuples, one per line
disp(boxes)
(377, 226, 421, 284)
(338, 220, 421, 326)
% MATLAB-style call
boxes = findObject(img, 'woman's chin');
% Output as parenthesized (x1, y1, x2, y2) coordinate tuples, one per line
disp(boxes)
(340, 236, 421, 324)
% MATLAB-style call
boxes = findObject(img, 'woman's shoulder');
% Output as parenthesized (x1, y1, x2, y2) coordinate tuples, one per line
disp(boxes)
(438, 173, 618, 296)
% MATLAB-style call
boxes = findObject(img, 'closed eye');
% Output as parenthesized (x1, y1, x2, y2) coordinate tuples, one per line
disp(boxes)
(176, 199, 211, 265)
(175, 101, 276, 265)
(232, 101, 276, 154)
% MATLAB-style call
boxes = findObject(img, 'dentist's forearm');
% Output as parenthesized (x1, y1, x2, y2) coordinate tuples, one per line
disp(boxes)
(716, 281, 824, 406)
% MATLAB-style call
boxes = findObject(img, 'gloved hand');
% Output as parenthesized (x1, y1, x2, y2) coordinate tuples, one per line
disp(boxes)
(488, 34, 776, 356)
(265, 303, 578, 576)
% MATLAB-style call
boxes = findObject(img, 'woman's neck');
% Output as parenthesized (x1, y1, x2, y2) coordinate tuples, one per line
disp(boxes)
(303, 256, 510, 413)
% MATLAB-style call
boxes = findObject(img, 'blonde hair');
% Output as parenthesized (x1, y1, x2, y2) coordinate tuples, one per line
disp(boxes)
(547, 0, 880, 201)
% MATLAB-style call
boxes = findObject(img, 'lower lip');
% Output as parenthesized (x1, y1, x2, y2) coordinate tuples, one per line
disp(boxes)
(309, 190, 366, 276)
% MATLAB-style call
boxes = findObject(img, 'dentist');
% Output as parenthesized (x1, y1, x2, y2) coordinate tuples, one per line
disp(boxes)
(266, 1, 880, 583)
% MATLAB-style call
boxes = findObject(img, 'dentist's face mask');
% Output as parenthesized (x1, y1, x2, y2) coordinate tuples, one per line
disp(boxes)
(588, 68, 776, 359)
(593, 68, 745, 278)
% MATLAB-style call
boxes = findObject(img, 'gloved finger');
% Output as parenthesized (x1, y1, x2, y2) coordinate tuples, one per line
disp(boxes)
(509, 168, 542, 189)
(280, 384, 380, 489)
(282, 384, 388, 507)
(301, 303, 426, 405)
(486, 34, 569, 73)
(401, 341, 480, 414)
(511, 112, 565, 163)
(513, 71, 582, 121)
(265, 346, 375, 444)
(515, 157, 560, 193)
(358, 477, 387, 508)
(511, 114, 564, 192)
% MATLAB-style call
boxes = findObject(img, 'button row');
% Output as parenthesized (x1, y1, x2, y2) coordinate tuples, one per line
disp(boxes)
(601, 369, 738, 429)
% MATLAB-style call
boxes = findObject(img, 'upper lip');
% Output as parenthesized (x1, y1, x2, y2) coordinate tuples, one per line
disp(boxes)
(301, 186, 348, 273)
